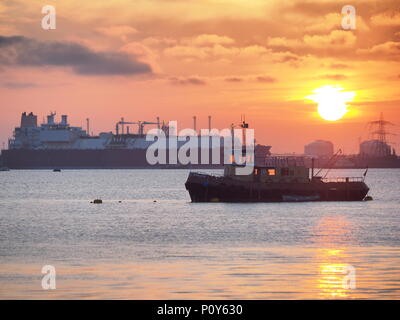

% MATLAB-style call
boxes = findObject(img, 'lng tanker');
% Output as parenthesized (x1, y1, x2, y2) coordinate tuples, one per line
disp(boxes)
(0, 112, 271, 169)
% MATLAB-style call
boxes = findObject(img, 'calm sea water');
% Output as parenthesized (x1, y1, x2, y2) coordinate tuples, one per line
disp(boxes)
(0, 169, 399, 299)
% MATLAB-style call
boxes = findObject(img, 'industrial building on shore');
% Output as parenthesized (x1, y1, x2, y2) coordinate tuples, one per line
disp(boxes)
(304, 140, 334, 158)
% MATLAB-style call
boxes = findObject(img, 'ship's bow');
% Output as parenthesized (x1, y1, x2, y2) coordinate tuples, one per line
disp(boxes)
(185, 172, 211, 202)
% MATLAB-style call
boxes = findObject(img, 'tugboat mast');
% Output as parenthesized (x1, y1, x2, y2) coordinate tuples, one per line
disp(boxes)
(230, 115, 249, 165)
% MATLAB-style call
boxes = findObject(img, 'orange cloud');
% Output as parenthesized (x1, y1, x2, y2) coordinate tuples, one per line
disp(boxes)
(371, 12, 400, 26)
(256, 76, 277, 83)
(142, 37, 177, 47)
(119, 42, 161, 73)
(316, 74, 348, 81)
(267, 30, 357, 50)
(164, 41, 270, 61)
(357, 41, 400, 60)
(303, 30, 357, 48)
(95, 25, 140, 45)
(182, 34, 235, 46)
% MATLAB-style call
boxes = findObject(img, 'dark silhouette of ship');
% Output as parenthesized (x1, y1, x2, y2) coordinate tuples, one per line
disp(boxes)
(0, 112, 272, 169)
(185, 158, 370, 202)
(186, 120, 370, 203)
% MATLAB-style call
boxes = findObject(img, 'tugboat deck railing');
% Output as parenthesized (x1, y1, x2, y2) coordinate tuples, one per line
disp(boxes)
(191, 172, 365, 183)
(321, 177, 364, 183)
(190, 171, 224, 177)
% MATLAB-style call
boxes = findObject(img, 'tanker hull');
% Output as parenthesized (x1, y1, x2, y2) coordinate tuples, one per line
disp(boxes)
(0, 149, 224, 169)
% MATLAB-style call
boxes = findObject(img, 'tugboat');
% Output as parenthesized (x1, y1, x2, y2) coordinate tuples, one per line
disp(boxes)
(185, 157, 370, 203)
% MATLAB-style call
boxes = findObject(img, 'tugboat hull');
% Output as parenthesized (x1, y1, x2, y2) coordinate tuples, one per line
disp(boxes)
(185, 173, 369, 202)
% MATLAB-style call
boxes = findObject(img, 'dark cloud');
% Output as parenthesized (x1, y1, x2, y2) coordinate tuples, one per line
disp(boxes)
(330, 63, 350, 69)
(1, 81, 38, 89)
(273, 53, 300, 63)
(0, 35, 152, 76)
(256, 76, 277, 83)
(169, 77, 206, 86)
(225, 77, 243, 82)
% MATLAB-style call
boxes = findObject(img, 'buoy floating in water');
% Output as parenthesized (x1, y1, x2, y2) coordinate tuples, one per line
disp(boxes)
(92, 199, 103, 204)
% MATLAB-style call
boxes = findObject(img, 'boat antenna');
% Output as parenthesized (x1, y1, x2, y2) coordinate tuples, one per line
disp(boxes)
(323, 149, 343, 179)
(363, 166, 369, 181)
(314, 149, 342, 178)
(86, 118, 90, 136)
(311, 158, 315, 179)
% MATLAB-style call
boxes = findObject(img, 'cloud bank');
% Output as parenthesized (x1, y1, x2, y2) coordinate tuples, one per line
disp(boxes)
(0, 35, 152, 76)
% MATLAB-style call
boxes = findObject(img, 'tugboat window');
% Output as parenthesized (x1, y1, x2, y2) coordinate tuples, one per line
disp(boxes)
(261, 169, 267, 175)
(268, 169, 276, 176)
(281, 168, 290, 176)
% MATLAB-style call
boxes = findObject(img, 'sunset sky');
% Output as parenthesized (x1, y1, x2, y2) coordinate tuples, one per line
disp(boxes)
(1, 0, 399, 153)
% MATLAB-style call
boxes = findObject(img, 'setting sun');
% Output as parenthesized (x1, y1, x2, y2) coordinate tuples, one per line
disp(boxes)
(306, 85, 356, 121)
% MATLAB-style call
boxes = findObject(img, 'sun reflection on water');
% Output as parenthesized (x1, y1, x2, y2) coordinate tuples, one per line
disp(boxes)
(317, 251, 351, 298)
(312, 216, 355, 298)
